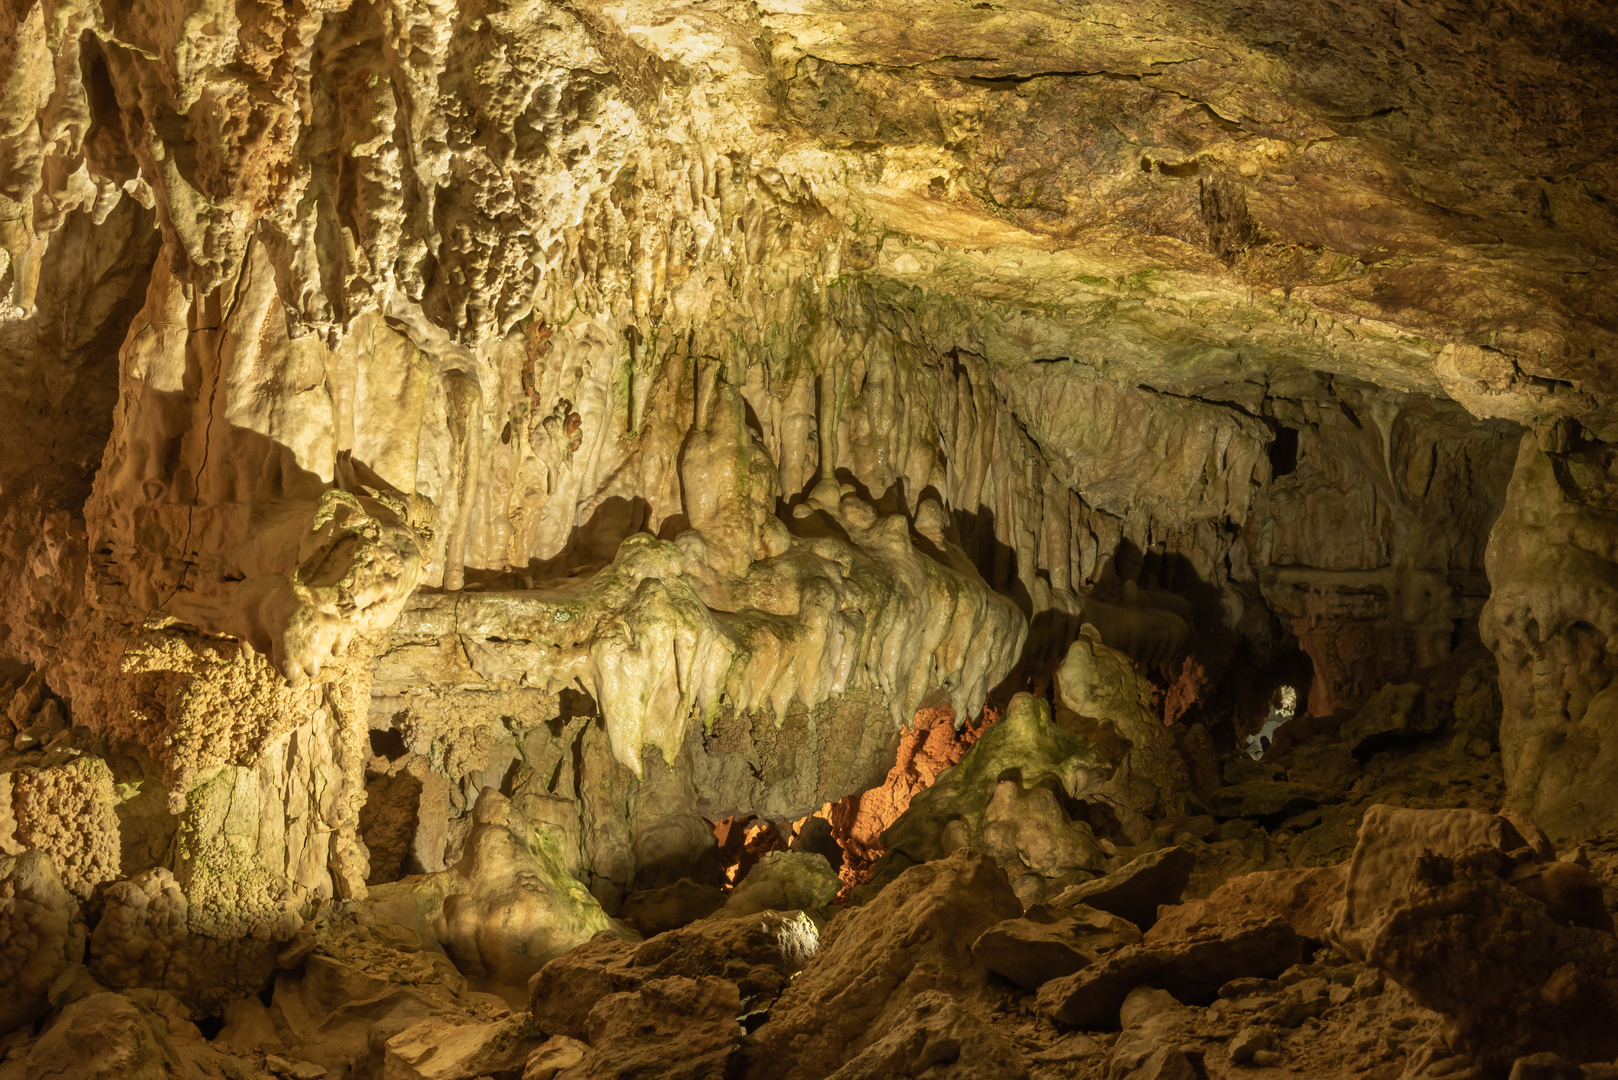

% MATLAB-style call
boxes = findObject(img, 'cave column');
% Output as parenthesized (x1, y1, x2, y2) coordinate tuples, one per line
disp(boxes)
(1481, 431, 1618, 837)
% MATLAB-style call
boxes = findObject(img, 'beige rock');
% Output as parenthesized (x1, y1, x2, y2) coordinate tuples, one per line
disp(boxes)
(373, 789, 615, 993)
(9, 755, 119, 899)
(878, 694, 1109, 890)
(213, 996, 284, 1056)
(383, 1014, 543, 1080)
(0, 0, 1613, 1069)
(719, 850, 839, 918)
(1340, 683, 1435, 755)
(524, 1036, 588, 1080)
(1054, 631, 1188, 828)
(619, 878, 726, 936)
(1361, 846, 1618, 1069)
(0, 850, 83, 1035)
(1483, 435, 1618, 838)
(1116, 1046, 1200, 1080)
(89, 865, 286, 1016)
(268, 910, 470, 1072)
(23, 992, 199, 1080)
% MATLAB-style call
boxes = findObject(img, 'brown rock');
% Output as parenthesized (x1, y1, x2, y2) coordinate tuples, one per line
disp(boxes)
(1118, 1046, 1201, 1080)
(23, 991, 200, 1080)
(553, 976, 744, 1080)
(524, 1036, 588, 1080)
(1340, 683, 1435, 755)
(1505, 1054, 1584, 1080)
(747, 848, 1022, 1080)
(530, 913, 800, 1040)
(812, 990, 1029, 1079)
(1150, 865, 1346, 943)
(1036, 916, 1303, 1029)
(1329, 804, 1543, 961)
(1050, 846, 1195, 930)
(1363, 847, 1618, 1069)
(618, 879, 726, 936)
(1204, 781, 1326, 821)
(0, 849, 83, 1036)
(1507, 860, 1614, 933)
(971, 903, 1140, 988)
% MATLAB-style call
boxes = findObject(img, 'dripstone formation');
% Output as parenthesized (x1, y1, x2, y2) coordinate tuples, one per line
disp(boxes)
(0, 0, 1614, 1076)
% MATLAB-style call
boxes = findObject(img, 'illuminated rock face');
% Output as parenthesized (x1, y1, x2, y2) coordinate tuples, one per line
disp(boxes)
(0, 0, 1614, 1075)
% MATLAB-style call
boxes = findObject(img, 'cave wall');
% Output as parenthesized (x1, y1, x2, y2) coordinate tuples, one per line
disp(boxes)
(0, 0, 1613, 1004)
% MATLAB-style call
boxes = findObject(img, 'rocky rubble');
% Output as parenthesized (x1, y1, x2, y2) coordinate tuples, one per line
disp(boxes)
(0, 779, 1615, 1080)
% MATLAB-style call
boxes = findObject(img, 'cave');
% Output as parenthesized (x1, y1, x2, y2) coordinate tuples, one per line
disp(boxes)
(0, 0, 1615, 1077)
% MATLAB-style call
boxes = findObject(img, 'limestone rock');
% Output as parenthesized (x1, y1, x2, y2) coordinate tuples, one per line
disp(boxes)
(373, 789, 614, 993)
(0, 850, 83, 1035)
(213, 996, 284, 1056)
(749, 849, 1022, 1080)
(879, 695, 1110, 891)
(1151, 865, 1346, 943)
(530, 913, 805, 1040)
(1329, 804, 1544, 962)
(524, 1036, 588, 1080)
(1108, 986, 1206, 1079)
(268, 910, 471, 1072)
(971, 904, 1141, 988)
(1228, 1025, 1278, 1064)
(720, 851, 839, 918)
(1363, 847, 1618, 1068)
(1341, 684, 1436, 756)
(9, 755, 119, 899)
(1483, 435, 1618, 837)
(23, 992, 199, 1080)
(551, 976, 744, 1080)
(1204, 781, 1326, 821)
(1507, 860, 1614, 932)
(0, 0, 1615, 1071)
(815, 990, 1029, 1079)
(1036, 916, 1303, 1029)
(89, 866, 285, 1016)
(1051, 846, 1195, 930)
(383, 1014, 544, 1080)
(89, 869, 189, 993)
(1053, 631, 1189, 828)
(1115, 1047, 1201, 1080)
(619, 879, 726, 936)
(1506, 1054, 1586, 1080)
(361, 757, 450, 884)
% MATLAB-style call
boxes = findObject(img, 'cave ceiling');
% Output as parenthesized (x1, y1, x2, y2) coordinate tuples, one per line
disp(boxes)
(4, 0, 1614, 443)
(2, 0, 1618, 1073)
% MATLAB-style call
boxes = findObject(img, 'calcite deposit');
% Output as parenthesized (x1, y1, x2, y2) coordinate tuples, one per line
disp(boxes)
(0, 0, 1615, 1076)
